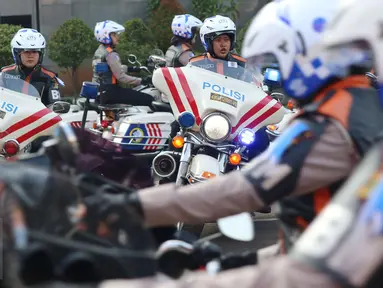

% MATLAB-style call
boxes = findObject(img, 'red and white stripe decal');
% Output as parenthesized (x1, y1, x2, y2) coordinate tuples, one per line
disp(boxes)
(70, 121, 82, 128)
(17, 116, 61, 144)
(143, 124, 163, 150)
(0, 108, 51, 139)
(232, 96, 282, 136)
(161, 67, 283, 136)
(155, 123, 162, 150)
(144, 124, 154, 150)
(175, 69, 201, 125)
(0, 108, 61, 144)
(162, 68, 201, 125)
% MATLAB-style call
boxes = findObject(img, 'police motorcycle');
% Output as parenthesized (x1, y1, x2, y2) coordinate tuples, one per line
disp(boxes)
(151, 59, 285, 237)
(262, 68, 297, 142)
(0, 77, 96, 158)
(0, 122, 255, 286)
(128, 50, 170, 103)
(80, 54, 174, 155)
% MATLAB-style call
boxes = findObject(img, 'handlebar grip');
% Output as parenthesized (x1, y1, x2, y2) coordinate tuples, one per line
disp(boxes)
(127, 66, 142, 73)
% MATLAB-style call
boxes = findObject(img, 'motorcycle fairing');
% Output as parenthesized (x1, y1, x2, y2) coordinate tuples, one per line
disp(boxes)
(153, 65, 286, 141)
(0, 87, 61, 152)
(112, 112, 173, 151)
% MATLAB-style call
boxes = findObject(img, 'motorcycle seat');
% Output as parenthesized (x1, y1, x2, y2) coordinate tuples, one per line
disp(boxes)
(151, 101, 172, 113)
(98, 104, 132, 111)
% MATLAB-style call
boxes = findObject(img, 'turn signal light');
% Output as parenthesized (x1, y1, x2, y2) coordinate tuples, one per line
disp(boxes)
(201, 171, 216, 179)
(287, 100, 295, 110)
(267, 124, 278, 131)
(229, 153, 241, 165)
(172, 135, 184, 148)
(92, 122, 98, 129)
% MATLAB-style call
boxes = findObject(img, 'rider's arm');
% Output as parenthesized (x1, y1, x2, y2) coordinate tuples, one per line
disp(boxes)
(179, 50, 195, 66)
(100, 256, 339, 288)
(137, 118, 357, 227)
(106, 52, 142, 86)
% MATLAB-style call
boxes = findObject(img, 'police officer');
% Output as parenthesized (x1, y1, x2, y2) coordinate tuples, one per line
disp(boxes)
(164, 14, 202, 67)
(93, 20, 153, 108)
(0, 28, 62, 106)
(96, 0, 383, 255)
(189, 15, 250, 81)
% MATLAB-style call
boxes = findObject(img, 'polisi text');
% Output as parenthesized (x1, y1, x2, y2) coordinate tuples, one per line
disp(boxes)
(202, 82, 245, 102)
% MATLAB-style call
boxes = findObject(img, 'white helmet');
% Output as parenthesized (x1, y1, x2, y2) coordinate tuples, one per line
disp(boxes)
(11, 28, 46, 65)
(200, 15, 236, 55)
(242, 0, 355, 101)
(94, 20, 125, 45)
(321, 0, 382, 91)
(171, 14, 203, 40)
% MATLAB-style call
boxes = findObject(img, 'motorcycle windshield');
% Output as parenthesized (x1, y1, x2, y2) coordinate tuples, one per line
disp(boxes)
(0, 74, 41, 98)
(190, 57, 263, 86)
(153, 57, 285, 140)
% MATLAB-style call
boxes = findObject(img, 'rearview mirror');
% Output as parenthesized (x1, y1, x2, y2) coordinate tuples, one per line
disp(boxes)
(270, 92, 285, 102)
(51, 101, 70, 114)
(217, 212, 255, 242)
(128, 54, 140, 66)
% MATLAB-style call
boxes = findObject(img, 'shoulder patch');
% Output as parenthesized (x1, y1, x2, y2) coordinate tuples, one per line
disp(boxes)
(189, 55, 205, 63)
(231, 54, 247, 63)
(40, 66, 57, 79)
(1, 64, 17, 72)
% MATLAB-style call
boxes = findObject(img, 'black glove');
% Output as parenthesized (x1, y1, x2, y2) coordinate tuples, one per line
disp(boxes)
(220, 251, 257, 271)
(190, 241, 223, 269)
(141, 76, 152, 86)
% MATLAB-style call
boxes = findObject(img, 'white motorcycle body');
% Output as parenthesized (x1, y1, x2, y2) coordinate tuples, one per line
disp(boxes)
(111, 111, 174, 151)
(0, 86, 60, 155)
(153, 64, 285, 177)
(89, 102, 174, 152)
(188, 154, 222, 179)
(61, 104, 98, 129)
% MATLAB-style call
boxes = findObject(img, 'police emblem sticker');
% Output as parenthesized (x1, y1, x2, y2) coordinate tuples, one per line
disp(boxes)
(129, 127, 144, 143)
(210, 92, 238, 108)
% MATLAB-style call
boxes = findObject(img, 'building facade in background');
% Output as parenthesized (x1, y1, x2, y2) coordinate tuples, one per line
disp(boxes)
(0, 0, 268, 94)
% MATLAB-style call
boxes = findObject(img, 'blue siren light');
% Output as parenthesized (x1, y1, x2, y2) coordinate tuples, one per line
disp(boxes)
(80, 81, 99, 100)
(178, 111, 196, 128)
(264, 68, 281, 87)
(239, 128, 256, 145)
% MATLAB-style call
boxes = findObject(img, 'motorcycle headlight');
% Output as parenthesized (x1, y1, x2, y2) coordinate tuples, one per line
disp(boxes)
(200, 113, 231, 143)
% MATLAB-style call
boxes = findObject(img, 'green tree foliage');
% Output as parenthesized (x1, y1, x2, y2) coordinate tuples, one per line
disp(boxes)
(117, 18, 158, 65)
(48, 18, 97, 96)
(147, 0, 187, 53)
(236, 18, 252, 53)
(192, 0, 240, 22)
(0, 24, 23, 67)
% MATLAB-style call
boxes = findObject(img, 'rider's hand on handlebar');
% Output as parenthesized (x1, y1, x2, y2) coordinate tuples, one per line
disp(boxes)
(190, 241, 223, 269)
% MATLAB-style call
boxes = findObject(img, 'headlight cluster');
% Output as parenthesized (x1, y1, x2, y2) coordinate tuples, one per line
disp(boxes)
(200, 113, 232, 143)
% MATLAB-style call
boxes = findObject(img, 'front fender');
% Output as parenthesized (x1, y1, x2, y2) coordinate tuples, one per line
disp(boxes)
(188, 154, 221, 180)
